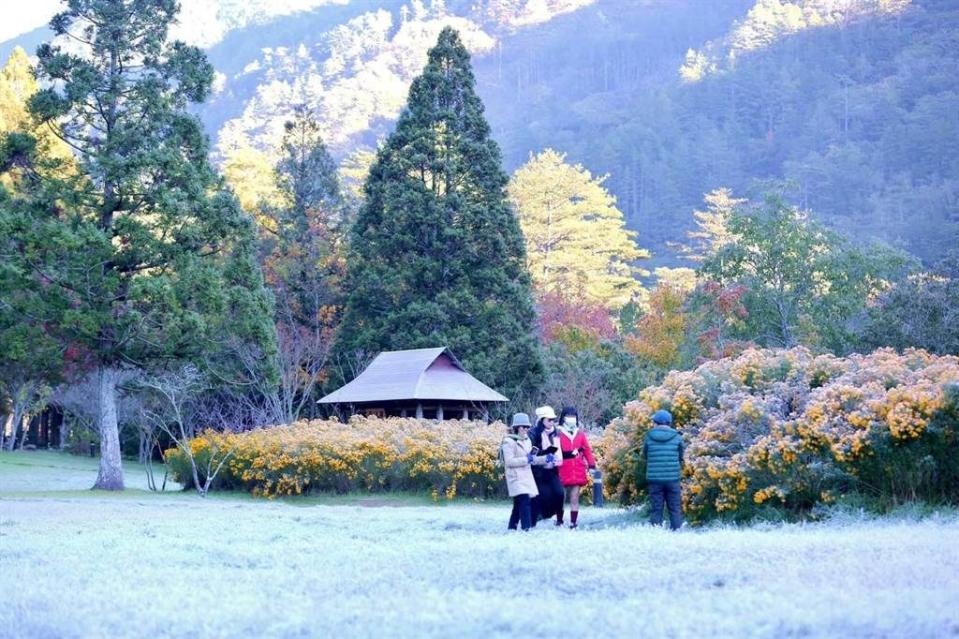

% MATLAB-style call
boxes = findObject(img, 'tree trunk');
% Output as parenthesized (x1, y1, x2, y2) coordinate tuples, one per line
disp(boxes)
(18, 415, 30, 449)
(59, 417, 69, 450)
(93, 366, 125, 490)
(6, 404, 25, 451)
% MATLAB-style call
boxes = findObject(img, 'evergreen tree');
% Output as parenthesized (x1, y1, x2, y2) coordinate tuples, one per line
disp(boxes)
(4, 0, 276, 489)
(678, 188, 746, 264)
(265, 106, 344, 331)
(0, 136, 61, 450)
(261, 108, 345, 422)
(0, 50, 67, 446)
(508, 149, 650, 309)
(336, 27, 543, 401)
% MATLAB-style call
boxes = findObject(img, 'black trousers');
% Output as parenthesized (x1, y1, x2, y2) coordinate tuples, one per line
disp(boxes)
(648, 481, 683, 530)
(531, 469, 564, 524)
(508, 494, 532, 530)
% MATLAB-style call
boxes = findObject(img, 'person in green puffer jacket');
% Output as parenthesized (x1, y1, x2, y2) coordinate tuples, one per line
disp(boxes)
(643, 410, 685, 530)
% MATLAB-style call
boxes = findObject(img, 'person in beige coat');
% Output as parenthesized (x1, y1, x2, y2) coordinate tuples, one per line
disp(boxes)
(502, 412, 545, 531)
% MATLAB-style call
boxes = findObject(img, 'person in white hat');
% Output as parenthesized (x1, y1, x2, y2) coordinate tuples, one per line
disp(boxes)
(529, 405, 564, 526)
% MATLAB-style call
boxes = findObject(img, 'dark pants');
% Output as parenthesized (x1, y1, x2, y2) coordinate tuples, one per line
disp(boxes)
(531, 470, 564, 525)
(648, 481, 683, 530)
(508, 494, 532, 531)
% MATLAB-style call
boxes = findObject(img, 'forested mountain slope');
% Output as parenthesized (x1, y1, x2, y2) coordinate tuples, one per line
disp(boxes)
(3, 0, 956, 263)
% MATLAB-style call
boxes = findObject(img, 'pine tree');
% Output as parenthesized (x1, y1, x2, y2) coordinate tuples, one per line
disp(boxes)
(336, 27, 543, 400)
(508, 148, 650, 309)
(261, 108, 345, 422)
(679, 188, 746, 264)
(5, 0, 276, 489)
(265, 106, 344, 330)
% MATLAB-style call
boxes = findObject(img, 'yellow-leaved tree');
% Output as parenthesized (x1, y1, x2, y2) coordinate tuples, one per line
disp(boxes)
(221, 143, 281, 230)
(508, 148, 649, 309)
(0, 47, 36, 132)
(0, 47, 73, 178)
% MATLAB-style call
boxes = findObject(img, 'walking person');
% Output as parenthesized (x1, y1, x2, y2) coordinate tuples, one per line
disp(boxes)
(501, 413, 544, 531)
(556, 406, 597, 529)
(643, 409, 685, 530)
(529, 405, 565, 526)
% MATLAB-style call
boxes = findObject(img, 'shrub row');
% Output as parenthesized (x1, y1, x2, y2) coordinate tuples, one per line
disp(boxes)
(167, 417, 617, 500)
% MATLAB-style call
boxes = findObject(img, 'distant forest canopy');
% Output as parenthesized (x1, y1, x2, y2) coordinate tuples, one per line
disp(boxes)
(476, 0, 959, 265)
(4, 0, 957, 265)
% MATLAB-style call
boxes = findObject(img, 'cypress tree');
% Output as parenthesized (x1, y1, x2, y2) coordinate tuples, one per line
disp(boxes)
(337, 27, 543, 401)
(3, 0, 276, 489)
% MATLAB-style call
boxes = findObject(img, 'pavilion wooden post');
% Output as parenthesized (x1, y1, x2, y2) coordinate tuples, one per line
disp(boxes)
(415, 403, 423, 419)
(461, 408, 469, 420)
(437, 404, 444, 421)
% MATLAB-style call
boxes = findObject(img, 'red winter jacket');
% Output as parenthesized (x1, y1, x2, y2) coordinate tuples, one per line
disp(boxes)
(557, 428, 596, 487)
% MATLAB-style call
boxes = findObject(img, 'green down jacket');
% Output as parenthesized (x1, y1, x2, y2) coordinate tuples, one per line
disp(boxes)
(643, 426, 685, 483)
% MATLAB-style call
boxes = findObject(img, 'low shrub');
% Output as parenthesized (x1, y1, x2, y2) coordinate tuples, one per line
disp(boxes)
(603, 347, 959, 523)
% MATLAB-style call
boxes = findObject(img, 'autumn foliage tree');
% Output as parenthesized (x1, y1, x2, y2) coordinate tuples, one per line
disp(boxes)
(509, 148, 649, 309)
(536, 290, 617, 345)
(625, 285, 689, 371)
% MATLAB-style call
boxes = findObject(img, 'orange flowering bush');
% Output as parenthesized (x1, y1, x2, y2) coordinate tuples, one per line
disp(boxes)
(167, 417, 615, 500)
(604, 347, 959, 523)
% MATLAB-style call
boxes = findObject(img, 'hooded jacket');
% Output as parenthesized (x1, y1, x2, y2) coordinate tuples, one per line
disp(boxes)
(643, 425, 685, 483)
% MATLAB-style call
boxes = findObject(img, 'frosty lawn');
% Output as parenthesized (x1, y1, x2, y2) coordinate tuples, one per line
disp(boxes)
(2, 453, 959, 638)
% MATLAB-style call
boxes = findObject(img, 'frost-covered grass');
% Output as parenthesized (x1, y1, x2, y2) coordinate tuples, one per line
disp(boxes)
(2, 452, 959, 638)
(0, 449, 178, 494)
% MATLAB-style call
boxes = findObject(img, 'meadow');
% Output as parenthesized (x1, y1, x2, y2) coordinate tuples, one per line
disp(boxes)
(2, 451, 958, 638)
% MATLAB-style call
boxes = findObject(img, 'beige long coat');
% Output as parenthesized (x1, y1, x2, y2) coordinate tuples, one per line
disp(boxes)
(501, 436, 544, 497)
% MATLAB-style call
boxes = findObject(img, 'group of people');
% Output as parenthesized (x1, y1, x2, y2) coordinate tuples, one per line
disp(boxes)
(500, 405, 597, 531)
(501, 406, 685, 531)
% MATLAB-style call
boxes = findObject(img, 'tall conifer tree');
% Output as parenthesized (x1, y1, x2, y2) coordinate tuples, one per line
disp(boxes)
(337, 27, 543, 400)
(260, 108, 345, 422)
(2, 0, 276, 489)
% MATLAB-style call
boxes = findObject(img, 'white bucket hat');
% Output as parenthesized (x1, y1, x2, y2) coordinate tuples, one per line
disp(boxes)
(534, 405, 556, 420)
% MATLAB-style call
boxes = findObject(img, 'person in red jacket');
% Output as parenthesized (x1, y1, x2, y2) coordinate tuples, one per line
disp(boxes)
(556, 406, 596, 529)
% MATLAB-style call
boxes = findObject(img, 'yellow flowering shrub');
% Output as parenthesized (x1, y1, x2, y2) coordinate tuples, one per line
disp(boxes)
(604, 347, 959, 523)
(166, 417, 620, 500)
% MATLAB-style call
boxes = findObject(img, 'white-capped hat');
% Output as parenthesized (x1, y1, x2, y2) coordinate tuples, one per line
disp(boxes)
(534, 405, 556, 420)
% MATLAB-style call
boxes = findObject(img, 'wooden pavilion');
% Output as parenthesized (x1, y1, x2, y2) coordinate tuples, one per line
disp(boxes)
(317, 347, 507, 420)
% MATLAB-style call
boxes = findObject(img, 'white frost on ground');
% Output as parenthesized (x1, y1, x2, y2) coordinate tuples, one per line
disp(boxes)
(2, 491, 959, 639)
